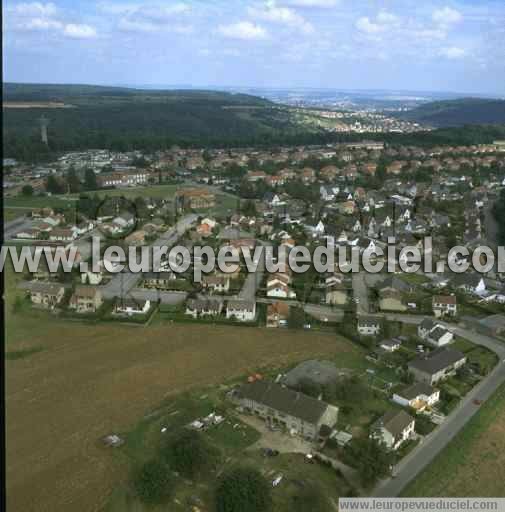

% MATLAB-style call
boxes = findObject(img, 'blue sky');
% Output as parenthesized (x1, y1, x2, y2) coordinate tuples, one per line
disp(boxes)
(3, 0, 505, 94)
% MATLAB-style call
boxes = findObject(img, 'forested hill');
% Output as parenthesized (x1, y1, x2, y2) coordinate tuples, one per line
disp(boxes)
(3, 82, 272, 105)
(4, 83, 312, 161)
(397, 97, 505, 127)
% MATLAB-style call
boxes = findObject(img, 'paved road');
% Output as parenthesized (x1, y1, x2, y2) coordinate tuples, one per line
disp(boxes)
(353, 273, 370, 315)
(256, 297, 345, 322)
(238, 242, 268, 301)
(372, 316, 505, 497)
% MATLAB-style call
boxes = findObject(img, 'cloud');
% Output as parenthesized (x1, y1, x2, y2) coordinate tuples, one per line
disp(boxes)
(355, 17, 382, 34)
(116, 3, 191, 33)
(8, 2, 57, 17)
(439, 46, 466, 59)
(376, 11, 398, 25)
(433, 7, 463, 25)
(63, 23, 98, 38)
(282, 0, 338, 7)
(355, 11, 398, 35)
(217, 21, 268, 40)
(249, 3, 313, 34)
(21, 17, 62, 30)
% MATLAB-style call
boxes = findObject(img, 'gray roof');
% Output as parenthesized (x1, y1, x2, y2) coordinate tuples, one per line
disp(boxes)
(236, 380, 330, 425)
(428, 326, 450, 341)
(22, 281, 64, 295)
(397, 382, 437, 400)
(227, 299, 256, 312)
(408, 347, 466, 376)
(373, 410, 414, 438)
(283, 360, 340, 388)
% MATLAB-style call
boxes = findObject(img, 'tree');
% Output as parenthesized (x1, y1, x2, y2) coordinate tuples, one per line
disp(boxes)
(162, 430, 218, 479)
(133, 459, 174, 505)
(84, 168, 98, 191)
(288, 306, 305, 329)
(215, 467, 272, 512)
(21, 185, 34, 196)
(344, 438, 393, 487)
(66, 168, 81, 193)
(46, 175, 64, 195)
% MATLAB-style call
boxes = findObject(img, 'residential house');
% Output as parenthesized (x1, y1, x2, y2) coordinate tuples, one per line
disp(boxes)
(426, 325, 454, 347)
(233, 380, 339, 440)
(25, 282, 65, 309)
(49, 227, 77, 242)
(408, 347, 467, 385)
(185, 298, 223, 318)
(226, 300, 256, 322)
(142, 271, 177, 289)
(202, 275, 230, 293)
(393, 383, 440, 412)
(379, 338, 401, 352)
(370, 410, 415, 451)
(357, 316, 381, 336)
(69, 286, 104, 313)
(113, 298, 151, 316)
(325, 282, 348, 305)
(432, 295, 458, 318)
(266, 301, 290, 328)
(267, 273, 296, 299)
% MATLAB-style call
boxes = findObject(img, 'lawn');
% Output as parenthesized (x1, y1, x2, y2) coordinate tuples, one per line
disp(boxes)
(4, 195, 76, 209)
(403, 381, 505, 497)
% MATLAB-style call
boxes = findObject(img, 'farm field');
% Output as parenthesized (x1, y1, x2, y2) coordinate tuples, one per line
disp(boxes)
(5, 265, 363, 511)
(403, 381, 505, 497)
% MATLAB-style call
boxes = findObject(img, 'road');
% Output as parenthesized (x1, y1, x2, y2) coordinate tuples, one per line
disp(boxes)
(238, 242, 268, 301)
(353, 273, 370, 315)
(256, 297, 345, 323)
(372, 316, 505, 497)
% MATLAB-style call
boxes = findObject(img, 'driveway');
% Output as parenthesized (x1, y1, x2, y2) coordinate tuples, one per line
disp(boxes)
(239, 414, 313, 454)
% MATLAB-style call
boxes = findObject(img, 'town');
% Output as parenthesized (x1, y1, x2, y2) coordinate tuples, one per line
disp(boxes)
(4, 136, 505, 509)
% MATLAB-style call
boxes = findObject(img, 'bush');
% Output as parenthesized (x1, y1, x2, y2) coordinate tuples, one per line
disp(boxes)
(215, 467, 272, 512)
(133, 459, 174, 505)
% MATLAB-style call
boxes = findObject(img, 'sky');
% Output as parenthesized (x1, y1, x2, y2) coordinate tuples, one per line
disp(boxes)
(3, 0, 505, 95)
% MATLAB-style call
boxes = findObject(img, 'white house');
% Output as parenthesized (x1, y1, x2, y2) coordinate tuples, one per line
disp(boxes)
(357, 317, 381, 336)
(427, 326, 454, 347)
(432, 295, 458, 318)
(393, 382, 440, 412)
(226, 300, 256, 322)
(370, 410, 415, 451)
(113, 298, 151, 316)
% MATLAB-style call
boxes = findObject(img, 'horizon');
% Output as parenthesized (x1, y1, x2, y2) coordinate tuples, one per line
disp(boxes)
(4, 80, 504, 100)
(4, 1, 505, 96)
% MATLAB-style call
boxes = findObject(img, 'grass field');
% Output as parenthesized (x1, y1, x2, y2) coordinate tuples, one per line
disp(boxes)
(5, 265, 363, 511)
(403, 381, 505, 497)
